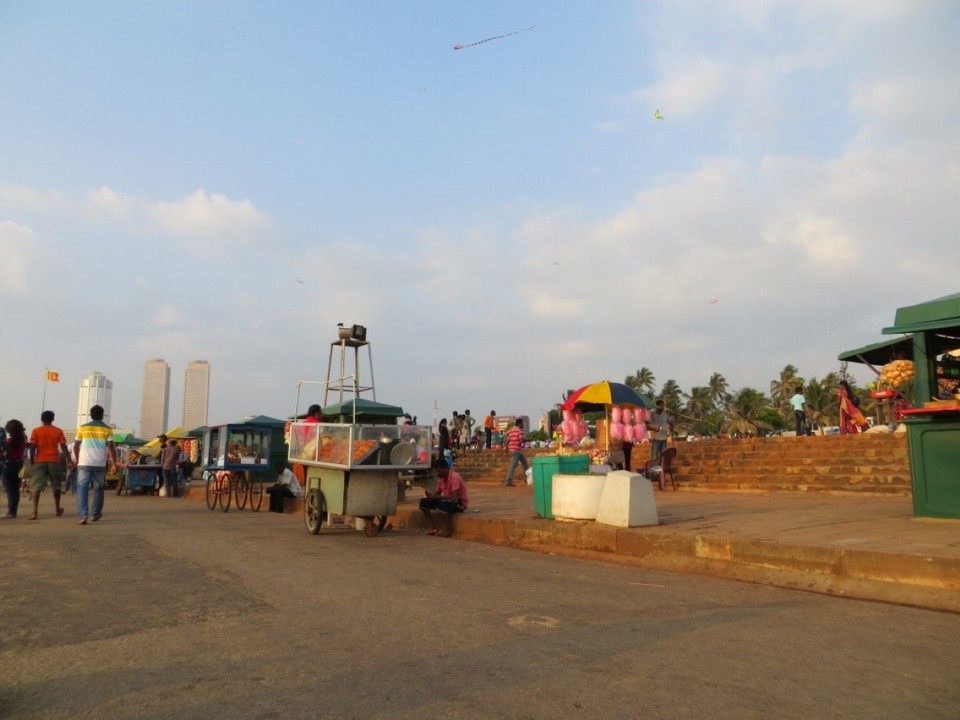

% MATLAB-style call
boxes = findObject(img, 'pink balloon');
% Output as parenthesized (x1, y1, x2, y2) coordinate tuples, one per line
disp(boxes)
(574, 409, 583, 421)
(636, 408, 651, 422)
(561, 420, 573, 437)
(610, 422, 623, 440)
(610, 407, 622, 423)
(622, 424, 634, 442)
(577, 421, 587, 439)
(622, 408, 633, 423)
(634, 423, 649, 441)
(562, 409, 572, 421)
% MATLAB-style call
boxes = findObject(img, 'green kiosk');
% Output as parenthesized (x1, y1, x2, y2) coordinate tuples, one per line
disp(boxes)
(845, 293, 960, 519)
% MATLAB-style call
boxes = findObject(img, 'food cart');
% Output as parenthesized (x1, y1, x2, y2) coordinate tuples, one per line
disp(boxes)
(201, 422, 274, 512)
(841, 293, 960, 519)
(288, 412, 432, 536)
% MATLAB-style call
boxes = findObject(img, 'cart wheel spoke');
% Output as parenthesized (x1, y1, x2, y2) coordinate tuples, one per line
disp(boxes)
(235, 474, 249, 510)
(363, 514, 388, 537)
(219, 473, 233, 512)
(205, 473, 217, 511)
(304, 489, 325, 535)
(249, 478, 264, 511)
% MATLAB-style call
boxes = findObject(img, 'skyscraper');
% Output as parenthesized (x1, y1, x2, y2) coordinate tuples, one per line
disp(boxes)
(77, 371, 113, 428)
(183, 360, 210, 430)
(140, 359, 170, 440)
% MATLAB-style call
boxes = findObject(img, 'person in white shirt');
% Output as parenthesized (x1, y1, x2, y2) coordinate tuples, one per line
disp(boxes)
(268, 462, 303, 513)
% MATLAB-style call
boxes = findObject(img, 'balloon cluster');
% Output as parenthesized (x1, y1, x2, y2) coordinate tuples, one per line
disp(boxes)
(607, 406, 651, 443)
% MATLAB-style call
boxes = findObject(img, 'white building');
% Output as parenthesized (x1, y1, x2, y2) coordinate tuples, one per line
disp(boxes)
(77, 371, 113, 427)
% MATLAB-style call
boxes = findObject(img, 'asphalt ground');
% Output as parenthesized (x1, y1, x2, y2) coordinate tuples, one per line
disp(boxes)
(172, 478, 960, 614)
(3, 493, 960, 719)
(393, 483, 960, 614)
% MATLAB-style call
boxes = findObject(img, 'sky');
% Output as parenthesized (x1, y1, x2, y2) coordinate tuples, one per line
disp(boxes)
(2, 1, 959, 434)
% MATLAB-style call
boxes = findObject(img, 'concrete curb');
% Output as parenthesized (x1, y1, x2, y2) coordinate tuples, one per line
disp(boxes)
(395, 507, 960, 614)
(182, 485, 960, 613)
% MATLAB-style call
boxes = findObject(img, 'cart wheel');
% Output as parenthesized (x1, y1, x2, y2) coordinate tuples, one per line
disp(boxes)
(218, 472, 233, 512)
(248, 477, 264, 512)
(204, 473, 217, 511)
(234, 474, 249, 511)
(363, 515, 388, 537)
(304, 489, 325, 535)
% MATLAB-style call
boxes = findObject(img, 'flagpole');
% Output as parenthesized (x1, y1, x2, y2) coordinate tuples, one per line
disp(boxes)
(42, 368, 49, 412)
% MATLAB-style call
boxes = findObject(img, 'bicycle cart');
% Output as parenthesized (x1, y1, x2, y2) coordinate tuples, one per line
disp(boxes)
(200, 422, 273, 512)
(289, 417, 432, 536)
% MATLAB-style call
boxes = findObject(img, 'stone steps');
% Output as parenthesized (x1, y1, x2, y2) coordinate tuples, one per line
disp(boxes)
(452, 433, 912, 495)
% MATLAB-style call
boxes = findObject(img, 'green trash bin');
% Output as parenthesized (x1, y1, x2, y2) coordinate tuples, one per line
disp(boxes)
(532, 454, 589, 518)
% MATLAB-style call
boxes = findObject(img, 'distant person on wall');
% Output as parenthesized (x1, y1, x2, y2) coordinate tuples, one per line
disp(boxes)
(73, 405, 117, 525)
(647, 399, 674, 460)
(268, 462, 303, 513)
(484, 410, 496, 450)
(26, 410, 72, 519)
(451, 412, 463, 451)
(437, 418, 450, 460)
(503, 418, 528, 487)
(462, 410, 475, 451)
(839, 380, 869, 434)
(790, 385, 811, 437)
(2, 419, 28, 518)
(420, 457, 469, 537)
(161, 440, 181, 497)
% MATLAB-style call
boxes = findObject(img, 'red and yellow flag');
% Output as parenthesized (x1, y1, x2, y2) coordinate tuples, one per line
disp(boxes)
(46, 370, 60, 382)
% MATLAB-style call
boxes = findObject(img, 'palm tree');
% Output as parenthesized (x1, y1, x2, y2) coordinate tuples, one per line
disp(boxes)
(659, 379, 682, 410)
(770, 365, 803, 405)
(708, 372, 730, 409)
(722, 387, 772, 437)
(805, 373, 841, 433)
(625, 367, 656, 396)
(770, 364, 804, 428)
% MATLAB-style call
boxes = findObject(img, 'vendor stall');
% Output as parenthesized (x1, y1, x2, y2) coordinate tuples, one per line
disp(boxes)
(844, 294, 960, 519)
(881, 294, 960, 519)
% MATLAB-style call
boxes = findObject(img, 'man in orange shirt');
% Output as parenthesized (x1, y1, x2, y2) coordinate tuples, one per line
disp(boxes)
(26, 410, 72, 520)
(483, 410, 496, 450)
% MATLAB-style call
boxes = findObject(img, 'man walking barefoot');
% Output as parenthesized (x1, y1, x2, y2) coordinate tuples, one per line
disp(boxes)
(26, 410, 72, 519)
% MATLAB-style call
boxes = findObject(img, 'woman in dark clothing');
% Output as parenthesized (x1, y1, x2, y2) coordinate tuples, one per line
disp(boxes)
(437, 418, 450, 460)
(3, 419, 27, 518)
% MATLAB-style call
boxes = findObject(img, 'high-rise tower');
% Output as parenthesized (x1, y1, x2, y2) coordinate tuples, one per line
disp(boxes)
(182, 360, 210, 430)
(77, 371, 113, 427)
(140, 359, 170, 440)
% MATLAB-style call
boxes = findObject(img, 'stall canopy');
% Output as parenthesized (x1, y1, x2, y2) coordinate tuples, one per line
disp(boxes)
(882, 292, 960, 337)
(838, 336, 913, 366)
(321, 398, 405, 423)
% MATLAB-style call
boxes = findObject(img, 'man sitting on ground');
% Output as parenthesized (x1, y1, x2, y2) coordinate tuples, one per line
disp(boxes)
(419, 457, 469, 537)
(268, 462, 303, 513)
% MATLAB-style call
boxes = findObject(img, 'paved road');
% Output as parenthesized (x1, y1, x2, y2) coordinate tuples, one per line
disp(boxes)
(2, 495, 958, 719)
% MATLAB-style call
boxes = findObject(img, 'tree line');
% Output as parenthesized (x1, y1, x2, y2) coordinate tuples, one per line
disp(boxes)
(547, 366, 878, 440)
(618, 365, 872, 437)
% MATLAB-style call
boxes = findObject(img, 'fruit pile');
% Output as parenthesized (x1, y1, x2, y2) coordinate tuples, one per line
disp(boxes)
(879, 359, 915, 388)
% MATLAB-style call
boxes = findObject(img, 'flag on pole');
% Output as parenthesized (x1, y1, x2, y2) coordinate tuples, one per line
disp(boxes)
(46, 370, 60, 382)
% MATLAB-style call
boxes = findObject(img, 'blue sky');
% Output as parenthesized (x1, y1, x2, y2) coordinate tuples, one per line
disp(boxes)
(2, 1, 959, 433)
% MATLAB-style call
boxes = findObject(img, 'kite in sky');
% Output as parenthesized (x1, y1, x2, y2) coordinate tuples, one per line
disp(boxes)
(454, 25, 535, 50)
(653, 109, 664, 120)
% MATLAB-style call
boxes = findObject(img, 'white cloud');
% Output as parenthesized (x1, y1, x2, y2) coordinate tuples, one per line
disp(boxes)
(0, 221, 34, 292)
(150, 189, 274, 250)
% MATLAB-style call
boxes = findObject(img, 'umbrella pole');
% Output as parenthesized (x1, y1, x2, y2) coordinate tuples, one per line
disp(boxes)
(605, 406, 610, 450)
